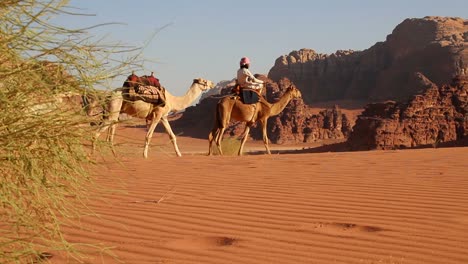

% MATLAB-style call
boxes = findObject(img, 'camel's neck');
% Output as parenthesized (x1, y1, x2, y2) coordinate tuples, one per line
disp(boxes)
(166, 83, 203, 112)
(270, 91, 294, 116)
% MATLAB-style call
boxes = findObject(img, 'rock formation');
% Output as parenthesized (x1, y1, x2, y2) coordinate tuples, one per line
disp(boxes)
(348, 75, 468, 150)
(268, 16, 467, 104)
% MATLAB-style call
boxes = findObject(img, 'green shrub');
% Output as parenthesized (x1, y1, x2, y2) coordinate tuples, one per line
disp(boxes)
(0, 0, 140, 262)
(221, 137, 242, 156)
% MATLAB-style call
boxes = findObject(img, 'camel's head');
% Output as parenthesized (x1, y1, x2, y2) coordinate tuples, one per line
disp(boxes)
(193, 78, 215, 91)
(287, 86, 302, 99)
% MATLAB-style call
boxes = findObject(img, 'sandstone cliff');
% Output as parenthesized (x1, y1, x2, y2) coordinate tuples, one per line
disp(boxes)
(347, 75, 468, 150)
(268, 16, 467, 104)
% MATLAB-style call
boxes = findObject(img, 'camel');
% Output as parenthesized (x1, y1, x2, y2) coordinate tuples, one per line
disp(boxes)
(94, 77, 215, 158)
(28, 91, 102, 120)
(208, 86, 302, 156)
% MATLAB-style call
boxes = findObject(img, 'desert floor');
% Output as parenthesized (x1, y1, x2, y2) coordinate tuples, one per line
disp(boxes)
(51, 124, 468, 264)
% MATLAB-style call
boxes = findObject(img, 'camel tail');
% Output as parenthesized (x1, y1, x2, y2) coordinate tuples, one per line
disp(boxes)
(215, 102, 224, 129)
(208, 102, 224, 155)
(208, 104, 221, 141)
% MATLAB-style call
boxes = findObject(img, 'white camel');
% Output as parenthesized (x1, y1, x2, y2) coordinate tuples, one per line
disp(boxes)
(94, 78, 215, 158)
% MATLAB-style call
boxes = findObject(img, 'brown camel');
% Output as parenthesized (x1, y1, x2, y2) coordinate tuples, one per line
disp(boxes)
(208, 86, 302, 156)
(94, 77, 215, 158)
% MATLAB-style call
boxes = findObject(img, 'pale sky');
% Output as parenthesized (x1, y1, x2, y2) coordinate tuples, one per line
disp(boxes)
(56, 0, 466, 95)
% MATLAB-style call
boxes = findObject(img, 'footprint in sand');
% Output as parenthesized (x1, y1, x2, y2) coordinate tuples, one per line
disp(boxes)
(165, 236, 238, 251)
(302, 222, 384, 237)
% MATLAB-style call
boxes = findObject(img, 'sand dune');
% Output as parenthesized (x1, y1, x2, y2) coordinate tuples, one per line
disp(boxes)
(50, 125, 468, 264)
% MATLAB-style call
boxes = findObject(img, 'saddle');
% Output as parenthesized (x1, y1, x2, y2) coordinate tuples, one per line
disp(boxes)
(122, 71, 166, 106)
(123, 86, 166, 106)
(240, 88, 260, 104)
(230, 82, 263, 104)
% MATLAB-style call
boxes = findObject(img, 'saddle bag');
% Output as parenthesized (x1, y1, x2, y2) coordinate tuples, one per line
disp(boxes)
(241, 89, 260, 104)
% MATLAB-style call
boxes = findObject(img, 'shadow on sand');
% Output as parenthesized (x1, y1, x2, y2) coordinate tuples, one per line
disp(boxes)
(247, 142, 351, 155)
(247, 137, 468, 156)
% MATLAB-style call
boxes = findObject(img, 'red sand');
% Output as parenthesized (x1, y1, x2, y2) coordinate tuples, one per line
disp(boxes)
(51, 124, 468, 264)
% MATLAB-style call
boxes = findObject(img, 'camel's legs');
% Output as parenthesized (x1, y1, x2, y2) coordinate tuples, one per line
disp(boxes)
(105, 126, 111, 142)
(214, 119, 231, 156)
(260, 120, 271, 154)
(143, 111, 163, 158)
(106, 122, 117, 143)
(207, 131, 213, 155)
(160, 117, 182, 157)
(93, 93, 122, 156)
(238, 125, 251, 156)
(92, 126, 105, 154)
(213, 102, 232, 156)
(214, 127, 226, 155)
(93, 119, 117, 155)
(207, 128, 218, 156)
(107, 122, 118, 155)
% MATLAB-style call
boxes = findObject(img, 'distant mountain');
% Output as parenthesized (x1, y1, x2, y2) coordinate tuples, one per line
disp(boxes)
(268, 16, 467, 104)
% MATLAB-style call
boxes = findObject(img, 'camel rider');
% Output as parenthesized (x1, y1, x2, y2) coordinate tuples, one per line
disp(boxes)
(237, 57, 264, 104)
(237, 57, 264, 91)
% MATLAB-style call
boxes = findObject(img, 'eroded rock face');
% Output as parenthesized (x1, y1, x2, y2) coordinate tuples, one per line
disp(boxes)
(268, 16, 467, 104)
(348, 75, 468, 150)
(299, 106, 352, 144)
